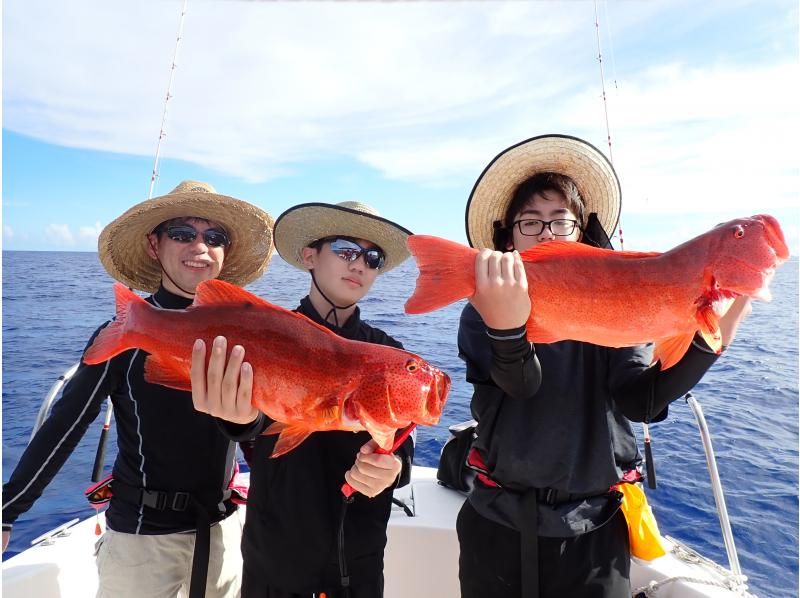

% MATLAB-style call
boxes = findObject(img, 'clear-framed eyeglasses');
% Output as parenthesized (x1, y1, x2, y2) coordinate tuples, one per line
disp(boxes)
(512, 218, 581, 237)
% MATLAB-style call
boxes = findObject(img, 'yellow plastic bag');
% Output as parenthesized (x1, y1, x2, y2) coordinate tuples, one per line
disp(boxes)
(617, 482, 666, 560)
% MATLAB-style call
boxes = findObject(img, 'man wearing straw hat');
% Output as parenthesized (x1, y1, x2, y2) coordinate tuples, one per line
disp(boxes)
(191, 201, 416, 598)
(2, 181, 274, 598)
(455, 135, 753, 598)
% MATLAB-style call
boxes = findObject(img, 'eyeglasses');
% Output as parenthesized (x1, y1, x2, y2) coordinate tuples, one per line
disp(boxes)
(166, 225, 231, 248)
(512, 218, 580, 237)
(327, 237, 386, 270)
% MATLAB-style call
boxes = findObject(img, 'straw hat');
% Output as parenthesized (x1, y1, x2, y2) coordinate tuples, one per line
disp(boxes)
(465, 134, 621, 249)
(274, 201, 412, 272)
(98, 181, 274, 292)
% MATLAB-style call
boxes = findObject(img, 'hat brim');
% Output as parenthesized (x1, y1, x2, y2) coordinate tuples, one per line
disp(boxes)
(98, 191, 274, 292)
(465, 134, 621, 249)
(274, 203, 411, 272)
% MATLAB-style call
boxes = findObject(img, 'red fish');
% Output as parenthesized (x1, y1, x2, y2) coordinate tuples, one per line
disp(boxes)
(83, 280, 451, 457)
(405, 214, 789, 370)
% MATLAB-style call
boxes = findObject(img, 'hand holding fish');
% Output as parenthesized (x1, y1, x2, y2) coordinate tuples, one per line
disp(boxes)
(469, 249, 531, 330)
(344, 440, 403, 498)
(190, 336, 259, 425)
(718, 296, 753, 348)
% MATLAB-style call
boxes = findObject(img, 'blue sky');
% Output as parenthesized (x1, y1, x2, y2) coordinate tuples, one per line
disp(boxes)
(2, 0, 798, 253)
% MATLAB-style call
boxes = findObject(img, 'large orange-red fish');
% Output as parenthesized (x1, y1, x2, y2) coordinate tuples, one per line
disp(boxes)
(83, 280, 450, 457)
(405, 214, 788, 370)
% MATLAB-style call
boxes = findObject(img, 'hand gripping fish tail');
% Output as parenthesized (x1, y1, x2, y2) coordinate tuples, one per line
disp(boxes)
(404, 235, 479, 314)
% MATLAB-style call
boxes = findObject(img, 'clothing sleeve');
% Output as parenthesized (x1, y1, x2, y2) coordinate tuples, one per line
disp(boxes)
(2, 326, 118, 529)
(457, 304, 541, 400)
(610, 335, 720, 422)
(394, 430, 415, 489)
(215, 413, 271, 442)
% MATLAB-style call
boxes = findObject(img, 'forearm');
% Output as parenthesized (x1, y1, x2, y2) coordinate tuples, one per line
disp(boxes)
(487, 326, 542, 400)
(215, 412, 270, 441)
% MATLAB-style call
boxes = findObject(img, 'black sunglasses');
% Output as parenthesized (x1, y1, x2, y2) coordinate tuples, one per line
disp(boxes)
(165, 224, 231, 248)
(326, 237, 385, 270)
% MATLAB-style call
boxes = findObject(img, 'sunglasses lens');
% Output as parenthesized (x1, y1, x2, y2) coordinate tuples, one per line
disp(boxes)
(328, 238, 384, 269)
(167, 225, 197, 243)
(204, 230, 230, 247)
(365, 250, 385, 270)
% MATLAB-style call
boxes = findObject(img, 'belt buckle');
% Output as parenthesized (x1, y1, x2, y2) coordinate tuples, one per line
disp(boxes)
(171, 492, 190, 511)
(140, 489, 167, 511)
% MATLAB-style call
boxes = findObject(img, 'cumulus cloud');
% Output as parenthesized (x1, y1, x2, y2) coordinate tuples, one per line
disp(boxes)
(79, 221, 104, 243)
(3, 225, 14, 239)
(45, 224, 76, 246)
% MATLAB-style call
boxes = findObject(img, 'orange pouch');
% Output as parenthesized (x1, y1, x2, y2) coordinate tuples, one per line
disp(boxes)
(617, 482, 666, 561)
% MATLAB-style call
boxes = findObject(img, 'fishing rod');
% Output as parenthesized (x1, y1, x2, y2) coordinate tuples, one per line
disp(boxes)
(90, 0, 190, 484)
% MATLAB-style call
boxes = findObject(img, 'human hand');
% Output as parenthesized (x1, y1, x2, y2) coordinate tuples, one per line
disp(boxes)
(343, 440, 403, 498)
(2, 529, 10, 553)
(718, 296, 753, 348)
(190, 336, 258, 425)
(469, 249, 531, 330)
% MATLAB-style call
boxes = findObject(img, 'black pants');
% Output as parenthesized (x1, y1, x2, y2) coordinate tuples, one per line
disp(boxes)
(241, 576, 383, 598)
(457, 499, 631, 598)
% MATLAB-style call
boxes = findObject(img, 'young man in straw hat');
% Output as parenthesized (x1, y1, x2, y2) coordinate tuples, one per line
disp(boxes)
(2, 181, 274, 598)
(456, 134, 753, 598)
(191, 201, 415, 598)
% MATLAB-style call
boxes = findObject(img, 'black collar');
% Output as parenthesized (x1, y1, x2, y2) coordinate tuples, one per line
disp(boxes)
(297, 295, 362, 338)
(151, 286, 194, 310)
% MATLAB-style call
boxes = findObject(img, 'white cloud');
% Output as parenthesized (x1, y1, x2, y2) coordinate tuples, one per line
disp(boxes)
(3, 225, 14, 239)
(45, 224, 76, 246)
(78, 221, 104, 243)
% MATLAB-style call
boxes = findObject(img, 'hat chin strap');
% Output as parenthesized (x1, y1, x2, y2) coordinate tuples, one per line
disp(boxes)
(310, 269, 355, 328)
(147, 235, 197, 298)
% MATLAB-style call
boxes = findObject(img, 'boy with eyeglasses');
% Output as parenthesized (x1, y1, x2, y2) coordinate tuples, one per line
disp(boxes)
(2, 181, 274, 598)
(191, 201, 416, 598)
(456, 136, 754, 598)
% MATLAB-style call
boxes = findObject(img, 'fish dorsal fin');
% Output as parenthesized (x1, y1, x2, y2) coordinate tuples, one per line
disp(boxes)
(193, 280, 350, 341)
(652, 333, 695, 371)
(262, 422, 314, 458)
(519, 241, 660, 264)
(193, 279, 271, 308)
(144, 353, 192, 391)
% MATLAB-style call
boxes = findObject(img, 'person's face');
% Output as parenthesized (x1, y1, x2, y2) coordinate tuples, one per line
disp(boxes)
(507, 190, 582, 253)
(302, 237, 381, 305)
(146, 217, 227, 297)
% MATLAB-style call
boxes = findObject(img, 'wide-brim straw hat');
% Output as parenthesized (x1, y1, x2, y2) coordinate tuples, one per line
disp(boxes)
(274, 201, 412, 273)
(98, 180, 274, 292)
(465, 134, 621, 249)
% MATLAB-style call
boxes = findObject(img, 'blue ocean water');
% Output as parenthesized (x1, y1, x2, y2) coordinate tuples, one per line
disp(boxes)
(2, 250, 797, 596)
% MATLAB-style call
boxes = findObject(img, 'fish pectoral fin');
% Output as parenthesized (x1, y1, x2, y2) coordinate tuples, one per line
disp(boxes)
(652, 333, 695, 371)
(696, 306, 722, 353)
(143, 354, 191, 391)
(262, 421, 288, 436)
(265, 424, 314, 458)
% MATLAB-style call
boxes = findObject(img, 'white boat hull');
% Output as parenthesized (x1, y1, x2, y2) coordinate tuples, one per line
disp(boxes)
(2, 467, 753, 597)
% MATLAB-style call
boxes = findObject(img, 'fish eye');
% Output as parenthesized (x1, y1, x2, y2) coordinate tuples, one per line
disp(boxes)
(405, 359, 419, 373)
(733, 225, 745, 239)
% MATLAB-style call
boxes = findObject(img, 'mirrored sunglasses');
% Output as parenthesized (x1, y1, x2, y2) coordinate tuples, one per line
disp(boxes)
(328, 237, 385, 270)
(166, 225, 231, 248)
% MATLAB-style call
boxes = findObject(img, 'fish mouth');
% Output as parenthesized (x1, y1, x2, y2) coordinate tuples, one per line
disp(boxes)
(420, 368, 451, 424)
(758, 214, 790, 262)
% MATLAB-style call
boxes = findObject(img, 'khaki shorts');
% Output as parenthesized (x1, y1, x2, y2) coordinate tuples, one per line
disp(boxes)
(95, 510, 244, 598)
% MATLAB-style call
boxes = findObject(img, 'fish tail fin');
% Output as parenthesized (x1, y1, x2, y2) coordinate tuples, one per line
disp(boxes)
(83, 283, 147, 364)
(652, 333, 695, 370)
(404, 235, 478, 314)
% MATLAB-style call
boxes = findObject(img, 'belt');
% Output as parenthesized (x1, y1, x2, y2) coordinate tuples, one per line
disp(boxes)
(110, 480, 230, 598)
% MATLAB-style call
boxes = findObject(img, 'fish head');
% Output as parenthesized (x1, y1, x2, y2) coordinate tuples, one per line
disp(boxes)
(346, 350, 451, 431)
(704, 214, 789, 302)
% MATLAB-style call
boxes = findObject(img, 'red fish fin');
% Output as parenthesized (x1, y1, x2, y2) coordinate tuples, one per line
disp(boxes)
(652, 333, 695, 370)
(262, 421, 288, 436)
(193, 279, 271, 308)
(144, 354, 191, 391)
(519, 241, 659, 263)
(696, 306, 722, 353)
(268, 425, 314, 458)
(83, 283, 149, 364)
(405, 235, 478, 314)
